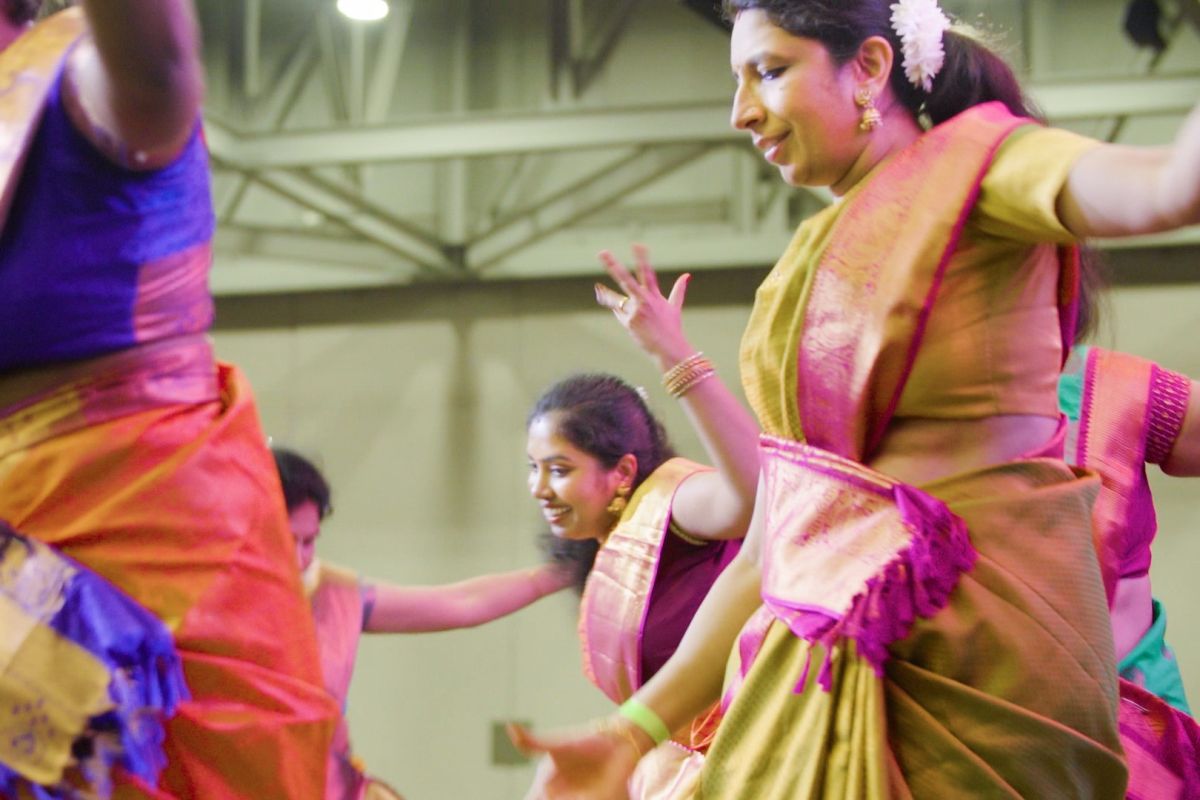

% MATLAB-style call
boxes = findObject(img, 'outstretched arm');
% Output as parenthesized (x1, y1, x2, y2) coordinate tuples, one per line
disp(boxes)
(66, 0, 204, 166)
(363, 563, 572, 633)
(596, 245, 761, 542)
(1059, 102, 1200, 238)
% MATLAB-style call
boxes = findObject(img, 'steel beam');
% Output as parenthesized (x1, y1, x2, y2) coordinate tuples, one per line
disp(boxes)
(249, 170, 451, 273)
(207, 74, 1200, 168)
(468, 144, 711, 269)
(365, 0, 415, 123)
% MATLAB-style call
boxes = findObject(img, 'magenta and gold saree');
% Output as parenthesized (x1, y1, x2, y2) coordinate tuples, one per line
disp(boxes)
(687, 104, 1125, 798)
(1060, 346, 1199, 795)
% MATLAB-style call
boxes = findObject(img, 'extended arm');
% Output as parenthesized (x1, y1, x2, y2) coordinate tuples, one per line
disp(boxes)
(363, 562, 572, 633)
(67, 0, 204, 165)
(596, 246, 761, 541)
(1059, 102, 1200, 238)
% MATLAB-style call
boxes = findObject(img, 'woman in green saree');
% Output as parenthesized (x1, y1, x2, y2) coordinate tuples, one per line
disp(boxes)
(511, 1, 1200, 797)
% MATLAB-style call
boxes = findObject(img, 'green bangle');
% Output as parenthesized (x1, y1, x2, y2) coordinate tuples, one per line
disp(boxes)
(617, 698, 671, 746)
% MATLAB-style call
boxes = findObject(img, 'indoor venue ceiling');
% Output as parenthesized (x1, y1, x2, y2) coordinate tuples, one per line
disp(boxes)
(195, 0, 1200, 295)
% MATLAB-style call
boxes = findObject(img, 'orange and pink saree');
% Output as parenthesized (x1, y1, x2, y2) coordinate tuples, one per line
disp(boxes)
(1, 14, 338, 795)
(0, 339, 339, 798)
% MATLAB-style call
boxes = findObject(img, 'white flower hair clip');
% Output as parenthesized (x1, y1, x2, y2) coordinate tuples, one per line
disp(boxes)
(890, 0, 951, 93)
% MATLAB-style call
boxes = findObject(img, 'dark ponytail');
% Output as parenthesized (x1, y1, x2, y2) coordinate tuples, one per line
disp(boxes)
(1073, 247, 1111, 346)
(540, 536, 600, 596)
(920, 28, 1039, 126)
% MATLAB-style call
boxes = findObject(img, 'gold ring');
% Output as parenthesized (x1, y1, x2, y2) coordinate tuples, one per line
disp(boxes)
(617, 297, 629, 312)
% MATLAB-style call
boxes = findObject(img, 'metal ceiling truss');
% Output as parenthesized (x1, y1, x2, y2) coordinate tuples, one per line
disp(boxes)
(208, 74, 1200, 168)
(550, 0, 641, 98)
(198, 0, 1200, 294)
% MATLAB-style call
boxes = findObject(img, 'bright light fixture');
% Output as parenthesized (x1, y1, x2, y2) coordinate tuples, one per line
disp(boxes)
(337, 0, 389, 22)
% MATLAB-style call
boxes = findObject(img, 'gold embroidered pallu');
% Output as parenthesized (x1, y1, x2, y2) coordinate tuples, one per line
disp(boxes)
(683, 103, 1125, 798)
(0, 521, 188, 797)
(579, 458, 735, 799)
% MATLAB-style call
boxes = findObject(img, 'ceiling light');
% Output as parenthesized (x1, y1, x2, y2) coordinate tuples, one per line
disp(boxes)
(337, 0, 389, 22)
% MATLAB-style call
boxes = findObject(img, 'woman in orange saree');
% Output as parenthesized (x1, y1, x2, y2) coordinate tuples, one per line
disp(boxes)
(1, 2, 336, 797)
(512, 1, 1200, 797)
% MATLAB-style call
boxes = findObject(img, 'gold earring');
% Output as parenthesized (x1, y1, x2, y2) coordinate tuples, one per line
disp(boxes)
(855, 88, 882, 132)
(606, 484, 631, 516)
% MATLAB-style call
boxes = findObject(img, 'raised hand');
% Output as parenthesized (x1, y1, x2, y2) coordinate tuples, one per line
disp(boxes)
(594, 244, 695, 371)
(509, 720, 645, 800)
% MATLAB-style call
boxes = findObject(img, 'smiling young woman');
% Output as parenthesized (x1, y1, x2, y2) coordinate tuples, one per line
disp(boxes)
(521, 367, 759, 796)
(526, 410, 639, 543)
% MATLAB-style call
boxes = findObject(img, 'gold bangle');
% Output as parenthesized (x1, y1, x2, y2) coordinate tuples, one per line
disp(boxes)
(665, 368, 714, 398)
(664, 364, 715, 398)
(662, 352, 707, 387)
(662, 353, 715, 398)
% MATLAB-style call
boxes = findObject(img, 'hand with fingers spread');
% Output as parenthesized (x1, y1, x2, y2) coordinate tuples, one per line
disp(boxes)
(594, 245, 696, 372)
(509, 719, 646, 800)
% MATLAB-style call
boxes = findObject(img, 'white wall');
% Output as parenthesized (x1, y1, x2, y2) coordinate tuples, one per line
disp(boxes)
(212, 270, 1200, 799)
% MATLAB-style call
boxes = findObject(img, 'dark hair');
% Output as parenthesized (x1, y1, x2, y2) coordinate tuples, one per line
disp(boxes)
(1073, 247, 1110, 345)
(271, 447, 333, 518)
(5, 0, 43, 24)
(722, 0, 1039, 126)
(528, 374, 676, 593)
(540, 536, 601, 596)
(527, 373, 676, 489)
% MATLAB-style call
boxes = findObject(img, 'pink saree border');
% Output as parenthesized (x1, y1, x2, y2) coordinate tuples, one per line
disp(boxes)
(578, 458, 707, 700)
(795, 103, 1040, 461)
(1079, 348, 1158, 596)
